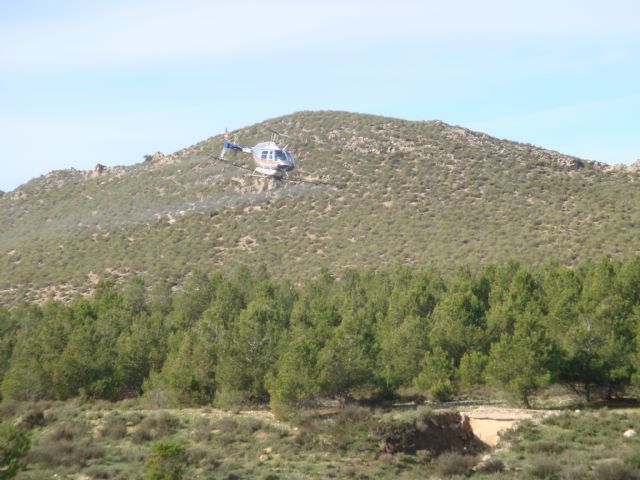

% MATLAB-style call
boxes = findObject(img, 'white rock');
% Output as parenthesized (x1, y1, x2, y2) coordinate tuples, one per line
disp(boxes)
(623, 429, 637, 438)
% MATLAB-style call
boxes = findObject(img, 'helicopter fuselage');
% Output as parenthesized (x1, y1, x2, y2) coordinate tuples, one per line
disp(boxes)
(248, 141, 296, 177)
(222, 134, 296, 178)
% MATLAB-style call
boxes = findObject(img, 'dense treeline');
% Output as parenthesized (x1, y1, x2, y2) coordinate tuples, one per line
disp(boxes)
(1, 258, 640, 413)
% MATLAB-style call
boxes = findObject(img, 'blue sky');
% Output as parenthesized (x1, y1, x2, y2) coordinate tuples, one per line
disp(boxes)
(1, 0, 639, 192)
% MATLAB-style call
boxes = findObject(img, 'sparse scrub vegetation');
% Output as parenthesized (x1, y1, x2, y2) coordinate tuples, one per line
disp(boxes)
(498, 409, 640, 480)
(0, 397, 638, 479)
(2, 111, 640, 306)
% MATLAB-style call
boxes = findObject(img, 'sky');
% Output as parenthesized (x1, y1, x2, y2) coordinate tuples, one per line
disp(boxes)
(1, 0, 639, 192)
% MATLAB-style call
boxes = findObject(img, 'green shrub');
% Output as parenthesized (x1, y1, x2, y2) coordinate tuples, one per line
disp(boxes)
(529, 457, 561, 479)
(143, 441, 187, 480)
(334, 405, 371, 425)
(99, 414, 128, 440)
(28, 437, 104, 468)
(48, 420, 88, 442)
(0, 422, 30, 479)
(186, 445, 209, 465)
(0, 402, 18, 420)
(624, 450, 640, 471)
(14, 409, 45, 430)
(542, 411, 574, 429)
(527, 440, 567, 454)
(433, 452, 476, 476)
(415, 449, 434, 464)
(236, 417, 264, 434)
(132, 413, 179, 444)
(476, 457, 505, 473)
(214, 417, 239, 432)
(83, 464, 121, 479)
(593, 459, 637, 480)
(430, 380, 456, 402)
(192, 418, 212, 442)
(563, 465, 593, 480)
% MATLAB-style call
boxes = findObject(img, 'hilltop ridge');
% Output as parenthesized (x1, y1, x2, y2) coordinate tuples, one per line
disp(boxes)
(1, 111, 639, 304)
(4, 111, 636, 198)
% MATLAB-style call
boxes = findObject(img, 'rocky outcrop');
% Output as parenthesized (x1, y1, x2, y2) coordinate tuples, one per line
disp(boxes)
(627, 159, 640, 173)
(144, 151, 167, 163)
(89, 163, 107, 178)
(602, 159, 640, 174)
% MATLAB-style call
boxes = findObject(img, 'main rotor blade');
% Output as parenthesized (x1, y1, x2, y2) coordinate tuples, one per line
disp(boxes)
(267, 128, 290, 138)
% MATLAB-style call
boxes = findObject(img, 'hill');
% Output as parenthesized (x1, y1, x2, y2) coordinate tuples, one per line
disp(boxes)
(1, 110, 639, 304)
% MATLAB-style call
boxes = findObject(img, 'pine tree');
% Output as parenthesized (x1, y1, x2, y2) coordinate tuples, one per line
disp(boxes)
(413, 346, 456, 401)
(216, 297, 287, 404)
(486, 313, 553, 408)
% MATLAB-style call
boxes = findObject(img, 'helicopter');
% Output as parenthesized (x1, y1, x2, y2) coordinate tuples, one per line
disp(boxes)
(219, 128, 296, 179)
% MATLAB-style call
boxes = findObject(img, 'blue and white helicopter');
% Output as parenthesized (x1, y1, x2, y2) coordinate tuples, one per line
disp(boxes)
(219, 128, 296, 179)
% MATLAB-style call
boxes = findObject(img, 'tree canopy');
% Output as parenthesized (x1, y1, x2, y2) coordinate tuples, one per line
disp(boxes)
(3, 258, 640, 409)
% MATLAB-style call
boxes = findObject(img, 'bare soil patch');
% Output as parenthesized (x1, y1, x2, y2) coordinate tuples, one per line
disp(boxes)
(461, 406, 556, 446)
(377, 411, 487, 456)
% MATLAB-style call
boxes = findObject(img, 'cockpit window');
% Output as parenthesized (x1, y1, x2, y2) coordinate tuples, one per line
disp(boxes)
(285, 151, 295, 165)
(275, 150, 288, 162)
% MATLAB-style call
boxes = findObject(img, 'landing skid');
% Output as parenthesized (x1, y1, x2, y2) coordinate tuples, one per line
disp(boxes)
(250, 170, 288, 180)
(214, 153, 339, 187)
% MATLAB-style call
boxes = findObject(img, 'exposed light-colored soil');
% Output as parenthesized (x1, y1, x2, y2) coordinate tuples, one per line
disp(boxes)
(462, 407, 557, 446)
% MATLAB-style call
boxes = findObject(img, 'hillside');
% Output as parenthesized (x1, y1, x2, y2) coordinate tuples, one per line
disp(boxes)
(1, 110, 639, 304)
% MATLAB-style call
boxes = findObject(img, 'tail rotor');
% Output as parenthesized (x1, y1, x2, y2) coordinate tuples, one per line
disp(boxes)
(220, 128, 229, 158)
